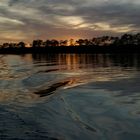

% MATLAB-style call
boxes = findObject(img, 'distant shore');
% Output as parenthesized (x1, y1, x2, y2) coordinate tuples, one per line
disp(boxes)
(0, 45, 140, 54)
(1, 33, 140, 54)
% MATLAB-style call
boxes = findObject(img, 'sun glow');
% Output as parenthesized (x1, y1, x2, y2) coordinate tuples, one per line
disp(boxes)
(57, 16, 84, 26)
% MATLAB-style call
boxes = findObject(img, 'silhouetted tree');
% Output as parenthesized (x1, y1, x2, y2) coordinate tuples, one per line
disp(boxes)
(9, 43, 17, 48)
(119, 34, 133, 45)
(59, 40, 68, 46)
(18, 42, 25, 48)
(32, 40, 43, 48)
(2, 43, 9, 48)
(51, 39, 59, 46)
(45, 40, 52, 47)
(1, 33, 140, 53)
(76, 39, 85, 46)
(112, 37, 120, 46)
(134, 33, 140, 45)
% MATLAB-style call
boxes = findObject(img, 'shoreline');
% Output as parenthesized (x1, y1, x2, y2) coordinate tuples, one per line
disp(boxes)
(0, 45, 140, 54)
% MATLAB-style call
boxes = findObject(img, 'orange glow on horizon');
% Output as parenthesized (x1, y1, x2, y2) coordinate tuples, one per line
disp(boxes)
(25, 43, 31, 48)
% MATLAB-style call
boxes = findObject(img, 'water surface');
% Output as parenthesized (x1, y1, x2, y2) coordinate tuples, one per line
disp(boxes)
(0, 53, 140, 140)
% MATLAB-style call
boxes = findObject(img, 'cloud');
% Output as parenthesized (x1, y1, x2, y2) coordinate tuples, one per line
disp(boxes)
(0, 16, 24, 25)
(0, 0, 140, 42)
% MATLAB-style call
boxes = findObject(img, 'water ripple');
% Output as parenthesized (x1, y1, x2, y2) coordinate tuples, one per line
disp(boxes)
(0, 54, 140, 140)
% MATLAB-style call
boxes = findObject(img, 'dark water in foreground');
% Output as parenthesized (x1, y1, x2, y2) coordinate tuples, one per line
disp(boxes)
(1, 54, 140, 140)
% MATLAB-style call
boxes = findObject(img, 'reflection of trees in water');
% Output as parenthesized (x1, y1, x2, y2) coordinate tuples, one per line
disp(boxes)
(109, 54, 140, 69)
(32, 54, 112, 69)
(32, 54, 58, 63)
(31, 53, 140, 70)
(0, 55, 14, 79)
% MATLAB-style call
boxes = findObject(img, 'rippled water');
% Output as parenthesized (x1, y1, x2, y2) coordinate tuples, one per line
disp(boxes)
(0, 53, 140, 140)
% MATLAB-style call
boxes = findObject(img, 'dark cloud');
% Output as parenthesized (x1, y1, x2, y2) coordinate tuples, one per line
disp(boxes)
(8, 0, 19, 6)
(0, 0, 139, 42)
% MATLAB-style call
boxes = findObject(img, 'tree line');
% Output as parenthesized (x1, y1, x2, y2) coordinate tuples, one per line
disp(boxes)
(1, 33, 140, 49)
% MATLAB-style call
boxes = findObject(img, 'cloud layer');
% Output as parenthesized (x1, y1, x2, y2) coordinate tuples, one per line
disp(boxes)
(0, 0, 140, 42)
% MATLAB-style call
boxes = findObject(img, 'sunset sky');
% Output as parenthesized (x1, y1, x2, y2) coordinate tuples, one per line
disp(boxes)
(0, 0, 140, 42)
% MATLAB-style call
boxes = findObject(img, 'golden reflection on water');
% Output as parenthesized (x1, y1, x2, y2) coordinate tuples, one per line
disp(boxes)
(57, 54, 112, 70)
(0, 54, 139, 104)
(31, 53, 139, 77)
(21, 54, 33, 63)
(30, 53, 139, 92)
(0, 55, 13, 80)
(1, 54, 140, 140)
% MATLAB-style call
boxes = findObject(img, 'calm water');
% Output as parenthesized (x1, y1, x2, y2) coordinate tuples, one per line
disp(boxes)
(0, 53, 140, 140)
